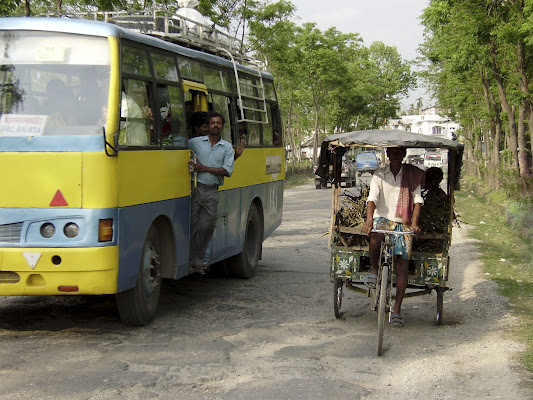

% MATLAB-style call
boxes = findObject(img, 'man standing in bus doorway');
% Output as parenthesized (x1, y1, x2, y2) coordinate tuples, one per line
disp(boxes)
(190, 111, 245, 159)
(188, 112, 235, 274)
(361, 146, 425, 327)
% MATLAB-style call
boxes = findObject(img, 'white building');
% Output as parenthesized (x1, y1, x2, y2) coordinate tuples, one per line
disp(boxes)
(387, 108, 460, 172)
(389, 107, 460, 141)
(300, 137, 315, 160)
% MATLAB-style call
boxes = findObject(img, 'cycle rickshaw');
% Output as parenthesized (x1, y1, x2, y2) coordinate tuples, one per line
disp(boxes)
(315, 129, 464, 356)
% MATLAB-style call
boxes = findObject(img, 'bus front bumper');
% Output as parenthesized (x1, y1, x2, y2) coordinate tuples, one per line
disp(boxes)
(0, 246, 118, 295)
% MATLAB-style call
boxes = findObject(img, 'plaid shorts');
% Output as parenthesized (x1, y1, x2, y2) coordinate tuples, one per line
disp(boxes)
(373, 217, 413, 260)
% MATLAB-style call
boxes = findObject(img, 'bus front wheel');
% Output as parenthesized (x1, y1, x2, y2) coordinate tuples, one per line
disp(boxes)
(231, 204, 262, 279)
(116, 225, 162, 326)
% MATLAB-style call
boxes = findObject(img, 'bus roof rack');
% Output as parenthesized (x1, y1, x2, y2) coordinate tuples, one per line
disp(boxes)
(44, 10, 267, 71)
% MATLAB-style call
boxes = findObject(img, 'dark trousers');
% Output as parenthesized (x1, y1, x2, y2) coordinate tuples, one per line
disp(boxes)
(189, 184, 219, 267)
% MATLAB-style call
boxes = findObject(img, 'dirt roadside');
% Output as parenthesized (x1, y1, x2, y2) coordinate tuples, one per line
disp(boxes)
(0, 183, 531, 399)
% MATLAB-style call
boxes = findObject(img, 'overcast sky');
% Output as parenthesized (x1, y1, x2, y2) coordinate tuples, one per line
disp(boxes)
(288, 0, 431, 108)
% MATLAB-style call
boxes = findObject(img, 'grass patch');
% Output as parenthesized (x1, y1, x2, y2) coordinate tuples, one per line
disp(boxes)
(285, 169, 313, 188)
(455, 189, 533, 371)
(285, 161, 314, 188)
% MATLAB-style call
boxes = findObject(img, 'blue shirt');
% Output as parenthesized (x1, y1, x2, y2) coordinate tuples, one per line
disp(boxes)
(189, 135, 234, 186)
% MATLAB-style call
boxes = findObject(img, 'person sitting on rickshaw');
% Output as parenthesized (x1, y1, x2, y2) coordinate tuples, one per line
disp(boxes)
(362, 146, 425, 327)
(419, 167, 449, 235)
(422, 167, 447, 204)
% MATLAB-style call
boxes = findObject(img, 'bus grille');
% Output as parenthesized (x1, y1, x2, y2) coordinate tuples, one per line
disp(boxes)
(0, 222, 23, 243)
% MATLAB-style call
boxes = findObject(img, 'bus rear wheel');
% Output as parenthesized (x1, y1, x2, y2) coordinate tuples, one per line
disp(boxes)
(116, 225, 162, 326)
(231, 204, 262, 279)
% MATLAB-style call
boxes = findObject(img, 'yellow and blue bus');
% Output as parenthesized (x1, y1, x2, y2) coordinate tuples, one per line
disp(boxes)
(0, 15, 284, 325)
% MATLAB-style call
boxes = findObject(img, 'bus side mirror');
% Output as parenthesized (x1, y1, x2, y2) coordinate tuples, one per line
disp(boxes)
(103, 127, 118, 157)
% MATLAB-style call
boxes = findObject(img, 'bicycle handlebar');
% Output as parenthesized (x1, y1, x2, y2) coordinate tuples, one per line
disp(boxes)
(371, 229, 415, 235)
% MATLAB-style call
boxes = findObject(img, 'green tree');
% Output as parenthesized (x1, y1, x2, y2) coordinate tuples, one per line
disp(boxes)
(0, 0, 19, 17)
(359, 42, 414, 129)
(421, 0, 532, 198)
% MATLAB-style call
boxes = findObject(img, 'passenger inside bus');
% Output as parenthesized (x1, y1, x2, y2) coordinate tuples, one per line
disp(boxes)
(42, 79, 78, 127)
(160, 104, 185, 146)
(272, 130, 282, 146)
(190, 111, 209, 138)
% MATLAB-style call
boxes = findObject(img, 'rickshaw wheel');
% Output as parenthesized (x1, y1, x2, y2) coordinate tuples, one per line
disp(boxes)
(377, 267, 389, 356)
(436, 287, 445, 325)
(333, 278, 343, 318)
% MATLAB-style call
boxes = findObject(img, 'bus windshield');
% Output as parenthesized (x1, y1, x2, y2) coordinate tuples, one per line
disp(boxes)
(0, 31, 111, 136)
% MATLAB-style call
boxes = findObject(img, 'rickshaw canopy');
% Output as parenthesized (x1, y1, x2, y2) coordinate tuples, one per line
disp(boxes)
(316, 129, 464, 189)
(323, 129, 464, 150)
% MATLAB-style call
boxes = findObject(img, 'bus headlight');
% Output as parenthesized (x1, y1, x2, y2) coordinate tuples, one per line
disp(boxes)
(40, 223, 56, 238)
(63, 222, 79, 238)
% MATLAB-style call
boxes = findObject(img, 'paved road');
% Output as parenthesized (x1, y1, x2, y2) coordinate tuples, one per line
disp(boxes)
(0, 182, 531, 400)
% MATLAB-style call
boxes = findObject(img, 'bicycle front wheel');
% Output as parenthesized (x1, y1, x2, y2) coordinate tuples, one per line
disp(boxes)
(377, 266, 389, 356)
(333, 277, 343, 318)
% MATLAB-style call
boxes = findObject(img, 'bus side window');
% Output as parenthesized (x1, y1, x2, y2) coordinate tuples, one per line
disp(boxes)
(238, 100, 261, 147)
(210, 93, 232, 143)
(264, 103, 282, 147)
(160, 85, 187, 147)
(246, 122, 261, 146)
(119, 79, 152, 147)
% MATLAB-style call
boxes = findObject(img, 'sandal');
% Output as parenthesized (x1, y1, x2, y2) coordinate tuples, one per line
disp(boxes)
(364, 273, 377, 289)
(188, 265, 205, 275)
(391, 314, 405, 328)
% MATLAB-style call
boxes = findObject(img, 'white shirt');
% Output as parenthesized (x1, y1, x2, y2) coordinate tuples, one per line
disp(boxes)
(366, 165, 424, 223)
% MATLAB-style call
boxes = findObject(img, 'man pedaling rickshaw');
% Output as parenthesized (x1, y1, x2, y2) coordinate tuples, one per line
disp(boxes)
(361, 146, 425, 328)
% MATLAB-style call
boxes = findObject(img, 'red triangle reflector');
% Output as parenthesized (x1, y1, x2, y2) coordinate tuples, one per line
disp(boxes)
(50, 190, 68, 207)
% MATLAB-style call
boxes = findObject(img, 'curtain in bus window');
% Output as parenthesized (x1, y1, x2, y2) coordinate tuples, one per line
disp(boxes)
(119, 79, 151, 146)
(121, 46, 151, 76)
(210, 94, 232, 143)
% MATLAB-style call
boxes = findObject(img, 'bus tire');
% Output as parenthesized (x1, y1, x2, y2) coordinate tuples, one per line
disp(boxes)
(231, 204, 262, 279)
(116, 225, 162, 326)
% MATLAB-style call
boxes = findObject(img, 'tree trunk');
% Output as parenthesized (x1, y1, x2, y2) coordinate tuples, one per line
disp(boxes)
(515, 37, 532, 177)
(517, 104, 529, 176)
(286, 101, 297, 171)
(473, 119, 483, 179)
(464, 123, 475, 176)
(491, 90, 502, 169)
(24, 0, 31, 16)
(312, 106, 320, 165)
(479, 66, 494, 166)
(490, 41, 519, 170)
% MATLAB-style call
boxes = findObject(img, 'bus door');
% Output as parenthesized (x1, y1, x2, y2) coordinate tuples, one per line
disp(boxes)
(206, 93, 237, 262)
(182, 80, 209, 135)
